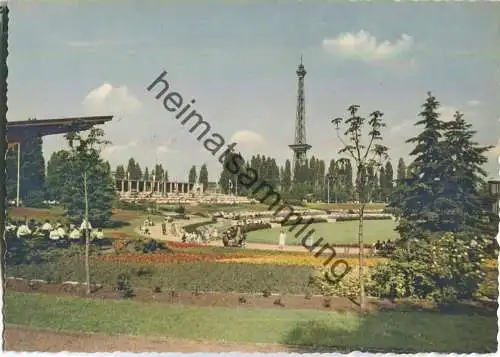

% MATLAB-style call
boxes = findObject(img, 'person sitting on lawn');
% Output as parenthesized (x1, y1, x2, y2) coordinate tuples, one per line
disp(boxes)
(16, 221, 32, 239)
(6, 221, 16, 233)
(49, 227, 62, 240)
(41, 220, 53, 236)
(69, 227, 81, 241)
(94, 228, 104, 240)
(56, 223, 66, 238)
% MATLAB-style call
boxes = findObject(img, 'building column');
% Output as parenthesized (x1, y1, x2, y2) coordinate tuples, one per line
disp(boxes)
(121, 180, 124, 194)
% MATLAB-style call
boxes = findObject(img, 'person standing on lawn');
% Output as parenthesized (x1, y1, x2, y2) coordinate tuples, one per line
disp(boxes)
(278, 230, 286, 249)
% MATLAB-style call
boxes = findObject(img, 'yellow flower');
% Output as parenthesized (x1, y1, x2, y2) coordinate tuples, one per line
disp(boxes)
(218, 254, 386, 267)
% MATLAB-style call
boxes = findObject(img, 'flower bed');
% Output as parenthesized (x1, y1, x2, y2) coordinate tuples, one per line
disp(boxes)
(167, 241, 206, 249)
(218, 255, 386, 267)
(96, 252, 252, 265)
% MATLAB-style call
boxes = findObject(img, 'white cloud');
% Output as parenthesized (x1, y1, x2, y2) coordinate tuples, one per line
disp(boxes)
(230, 130, 264, 146)
(466, 99, 481, 107)
(82, 83, 142, 116)
(489, 139, 500, 156)
(322, 30, 413, 62)
(102, 140, 139, 155)
(156, 138, 178, 155)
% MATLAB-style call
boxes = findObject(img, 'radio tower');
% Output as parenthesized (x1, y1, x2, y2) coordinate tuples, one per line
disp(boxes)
(289, 56, 311, 176)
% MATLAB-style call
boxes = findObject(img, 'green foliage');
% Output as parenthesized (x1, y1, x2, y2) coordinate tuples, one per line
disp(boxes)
(188, 165, 197, 183)
(115, 273, 135, 298)
(391, 93, 494, 241)
(59, 127, 116, 226)
(46, 150, 71, 201)
(6, 134, 46, 206)
(115, 165, 125, 180)
(309, 266, 373, 299)
(371, 232, 487, 304)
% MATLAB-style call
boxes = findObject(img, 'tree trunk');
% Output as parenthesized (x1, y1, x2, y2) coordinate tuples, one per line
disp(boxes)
(84, 171, 91, 295)
(358, 202, 366, 311)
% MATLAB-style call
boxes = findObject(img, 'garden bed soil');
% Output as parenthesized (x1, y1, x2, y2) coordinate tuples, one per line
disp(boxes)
(6, 279, 392, 313)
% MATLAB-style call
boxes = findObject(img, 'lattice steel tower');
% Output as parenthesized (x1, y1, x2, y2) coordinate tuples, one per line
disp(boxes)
(289, 56, 311, 174)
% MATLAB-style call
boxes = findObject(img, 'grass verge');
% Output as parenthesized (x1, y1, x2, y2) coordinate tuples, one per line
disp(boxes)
(5, 291, 496, 353)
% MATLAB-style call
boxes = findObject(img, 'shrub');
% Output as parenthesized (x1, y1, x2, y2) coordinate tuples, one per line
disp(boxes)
(309, 266, 372, 299)
(262, 288, 272, 297)
(134, 266, 154, 277)
(242, 222, 272, 232)
(280, 218, 327, 226)
(153, 286, 162, 293)
(115, 273, 134, 299)
(335, 215, 392, 222)
(370, 233, 487, 304)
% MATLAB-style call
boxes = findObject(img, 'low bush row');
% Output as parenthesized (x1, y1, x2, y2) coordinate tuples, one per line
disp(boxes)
(334, 216, 393, 222)
(279, 218, 328, 226)
(6, 258, 321, 295)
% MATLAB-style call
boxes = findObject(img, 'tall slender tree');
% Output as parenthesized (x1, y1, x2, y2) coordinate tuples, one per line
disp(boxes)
(199, 164, 209, 191)
(391, 92, 446, 241)
(188, 165, 197, 184)
(332, 104, 388, 311)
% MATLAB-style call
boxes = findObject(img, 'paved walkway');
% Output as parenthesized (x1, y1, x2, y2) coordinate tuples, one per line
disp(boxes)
(133, 216, 364, 255)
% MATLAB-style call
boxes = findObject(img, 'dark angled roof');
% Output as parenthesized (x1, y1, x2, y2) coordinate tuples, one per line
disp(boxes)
(6, 115, 113, 142)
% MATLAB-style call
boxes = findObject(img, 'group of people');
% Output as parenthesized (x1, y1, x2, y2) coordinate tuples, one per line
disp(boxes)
(373, 240, 396, 255)
(139, 216, 155, 235)
(222, 224, 247, 247)
(5, 218, 105, 242)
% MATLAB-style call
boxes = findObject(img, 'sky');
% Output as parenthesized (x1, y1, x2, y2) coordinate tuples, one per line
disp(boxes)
(7, 0, 500, 182)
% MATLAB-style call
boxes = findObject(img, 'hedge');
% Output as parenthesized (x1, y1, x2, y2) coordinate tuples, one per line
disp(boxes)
(279, 218, 328, 226)
(334, 216, 393, 222)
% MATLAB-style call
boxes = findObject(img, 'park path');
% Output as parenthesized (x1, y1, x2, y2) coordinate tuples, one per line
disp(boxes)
(134, 216, 362, 255)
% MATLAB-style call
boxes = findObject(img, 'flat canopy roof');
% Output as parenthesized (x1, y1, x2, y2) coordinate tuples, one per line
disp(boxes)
(6, 115, 113, 142)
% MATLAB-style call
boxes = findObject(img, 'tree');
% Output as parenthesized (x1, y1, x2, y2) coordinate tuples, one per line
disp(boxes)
(46, 150, 71, 201)
(199, 164, 209, 191)
(188, 165, 197, 184)
(64, 126, 115, 295)
(143, 167, 150, 181)
(6, 133, 46, 206)
(115, 165, 125, 180)
(153, 164, 165, 181)
(396, 158, 406, 185)
(384, 160, 394, 200)
(391, 93, 447, 241)
(332, 104, 388, 311)
(282, 160, 292, 193)
(441, 111, 494, 236)
(126, 158, 137, 180)
(62, 128, 115, 225)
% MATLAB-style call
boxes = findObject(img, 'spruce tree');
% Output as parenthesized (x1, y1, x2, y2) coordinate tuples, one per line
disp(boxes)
(441, 111, 494, 236)
(46, 150, 71, 201)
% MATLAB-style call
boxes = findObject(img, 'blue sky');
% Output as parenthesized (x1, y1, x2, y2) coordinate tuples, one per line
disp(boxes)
(8, 0, 500, 181)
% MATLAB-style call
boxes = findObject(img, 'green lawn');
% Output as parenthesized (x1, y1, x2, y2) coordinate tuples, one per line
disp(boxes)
(5, 291, 496, 353)
(247, 220, 398, 245)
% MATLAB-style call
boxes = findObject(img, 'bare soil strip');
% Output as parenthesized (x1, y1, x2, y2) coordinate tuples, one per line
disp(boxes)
(4, 325, 299, 353)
